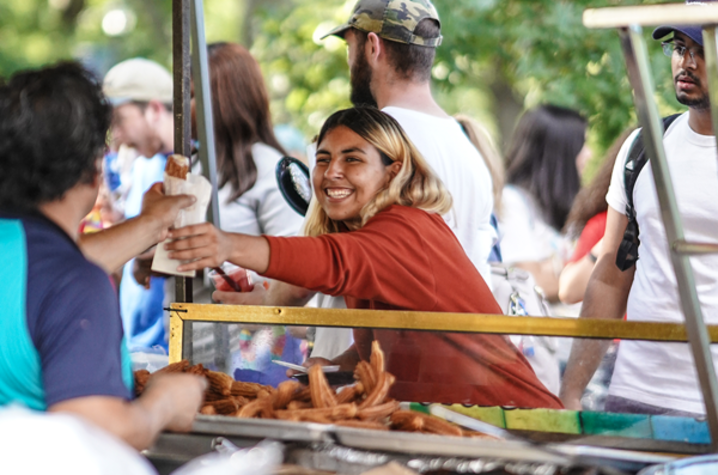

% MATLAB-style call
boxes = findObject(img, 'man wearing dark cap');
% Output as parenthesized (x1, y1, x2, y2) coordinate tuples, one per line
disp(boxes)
(561, 0, 718, 416)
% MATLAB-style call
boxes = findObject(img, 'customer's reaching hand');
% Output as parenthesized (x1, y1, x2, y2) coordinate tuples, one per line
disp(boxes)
(140, 183, 196, 243)
(142, 373, 207, 433)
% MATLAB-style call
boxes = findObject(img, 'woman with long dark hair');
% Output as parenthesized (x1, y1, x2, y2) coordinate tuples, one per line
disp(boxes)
(192, 42, 305, 385)
(204, 42, 303, 237)
(499, 105, 590, 302)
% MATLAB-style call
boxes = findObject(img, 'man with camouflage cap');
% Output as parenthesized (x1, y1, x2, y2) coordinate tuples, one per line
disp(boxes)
(212, 0, 497, 365)
(322, 0, 494, 280)
(323, 0, 443, 48)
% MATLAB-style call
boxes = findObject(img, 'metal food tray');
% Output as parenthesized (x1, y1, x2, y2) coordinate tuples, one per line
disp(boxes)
(192, 415, 334, 443)
(190, 415, 675, 470)
(333, 426, 675, 471)
(332, 425, 563, 462)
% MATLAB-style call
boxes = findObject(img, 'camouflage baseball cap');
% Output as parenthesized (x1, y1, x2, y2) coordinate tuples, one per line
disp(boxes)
(321, 0, 443, 47)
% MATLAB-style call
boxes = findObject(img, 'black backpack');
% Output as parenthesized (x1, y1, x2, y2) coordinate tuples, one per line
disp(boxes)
(615, 114, 681, 271)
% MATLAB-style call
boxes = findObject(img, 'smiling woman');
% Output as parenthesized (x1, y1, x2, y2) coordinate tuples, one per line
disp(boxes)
(306, 107, 450, 234)
(165, 107, 562, 408)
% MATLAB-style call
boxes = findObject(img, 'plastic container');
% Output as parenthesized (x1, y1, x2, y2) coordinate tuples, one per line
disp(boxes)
(208, 264, 254, 292)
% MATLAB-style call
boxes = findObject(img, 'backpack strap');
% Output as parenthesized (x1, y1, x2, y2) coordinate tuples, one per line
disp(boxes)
(615, 114, 681, 271)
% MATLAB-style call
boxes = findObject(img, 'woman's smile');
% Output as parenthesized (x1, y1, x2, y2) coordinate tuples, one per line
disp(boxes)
(325, 187, 355, 200)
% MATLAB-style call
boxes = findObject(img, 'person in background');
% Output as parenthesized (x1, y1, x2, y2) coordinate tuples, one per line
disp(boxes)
(102, 57, 177, 351)
(561, 6, 718, 416)
(196, 42, 306, 384)
(0, 61, 205, 451)
(457, 114, 566, 394)
(454, 114, 504, 217)
(203, 42, 304, 242)
(165, 106, 562, 408)
(454, 114, 504, 263)
(499, 105, 590, 303)
(559, 129, 633, 305)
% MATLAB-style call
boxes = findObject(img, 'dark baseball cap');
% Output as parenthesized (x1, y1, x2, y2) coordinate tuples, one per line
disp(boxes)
(652, 0, 718, 46)
(321, 0, 443, 47)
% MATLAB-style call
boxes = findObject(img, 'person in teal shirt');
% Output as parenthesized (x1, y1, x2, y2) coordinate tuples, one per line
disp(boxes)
(0, 61, 205, 450)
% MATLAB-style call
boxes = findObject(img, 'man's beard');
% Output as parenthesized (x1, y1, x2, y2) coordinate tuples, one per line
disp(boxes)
(675, 70, 711, 110)
(350, 51, 378, 108)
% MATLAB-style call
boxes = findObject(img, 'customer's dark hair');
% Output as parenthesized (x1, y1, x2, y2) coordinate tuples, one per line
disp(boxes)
(0, 61, 111, 210)
(354, 19, 439, 82)
(505, 104, 586, 231)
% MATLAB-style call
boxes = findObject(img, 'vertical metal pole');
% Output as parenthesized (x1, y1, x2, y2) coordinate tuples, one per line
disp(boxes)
(620, 25, 718, 451)
(190, 0, 221, 228)
(190, 0, 229, 372)
(702, 27, 718, 152)
(173, 0, 193, 361)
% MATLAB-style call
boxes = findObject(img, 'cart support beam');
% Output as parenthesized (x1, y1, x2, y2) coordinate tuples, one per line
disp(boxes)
(172, 0, 193, 362)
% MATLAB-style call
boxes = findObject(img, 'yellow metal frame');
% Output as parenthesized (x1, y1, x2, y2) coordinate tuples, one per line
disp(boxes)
(168, 303, 718, 363)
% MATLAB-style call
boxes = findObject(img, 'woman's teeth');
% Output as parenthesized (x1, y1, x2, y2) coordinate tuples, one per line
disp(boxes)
(327, 189, 352, 198)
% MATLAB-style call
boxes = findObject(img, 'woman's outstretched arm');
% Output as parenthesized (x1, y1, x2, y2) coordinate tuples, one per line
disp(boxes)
(165, 223, 270, 274)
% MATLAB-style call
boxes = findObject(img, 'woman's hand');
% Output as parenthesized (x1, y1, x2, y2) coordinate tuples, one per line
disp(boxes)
(166, 226, 271, 274)
(166, 223, 232, 272)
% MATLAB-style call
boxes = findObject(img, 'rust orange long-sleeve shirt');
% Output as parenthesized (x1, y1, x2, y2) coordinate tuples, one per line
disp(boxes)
(264, 205, 562, 409)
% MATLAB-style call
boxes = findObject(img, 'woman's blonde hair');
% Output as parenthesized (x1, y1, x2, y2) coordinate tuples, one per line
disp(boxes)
(304, 107, 452, 237)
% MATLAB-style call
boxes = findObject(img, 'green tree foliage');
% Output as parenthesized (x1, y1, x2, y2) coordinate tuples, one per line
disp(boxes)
(0, 0, 175, 74)
(0, 0, 689, 163)
(250, 0, 685, 162)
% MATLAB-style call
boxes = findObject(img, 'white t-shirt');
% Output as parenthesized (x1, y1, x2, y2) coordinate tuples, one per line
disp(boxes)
(383, 107, 495, 283)
(605, 112, 718, 414)
(217, 142, 304, 237)
(499, 185, 566, 265)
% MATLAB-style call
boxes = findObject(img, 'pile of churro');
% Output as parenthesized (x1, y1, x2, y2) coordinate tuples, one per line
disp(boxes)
(134, 342, 470, 437)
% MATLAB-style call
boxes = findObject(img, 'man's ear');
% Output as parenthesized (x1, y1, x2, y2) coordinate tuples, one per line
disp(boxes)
(366, 32, 383, 66)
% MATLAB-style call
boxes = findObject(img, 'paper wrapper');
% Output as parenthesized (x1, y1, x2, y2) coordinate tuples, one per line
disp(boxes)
(151, 172, 212, 277)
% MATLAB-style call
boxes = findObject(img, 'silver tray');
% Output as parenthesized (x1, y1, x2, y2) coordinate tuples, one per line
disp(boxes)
(189, 415, 676, 471)
(192, 415, 334, 443)
(332, 425, 565, 463)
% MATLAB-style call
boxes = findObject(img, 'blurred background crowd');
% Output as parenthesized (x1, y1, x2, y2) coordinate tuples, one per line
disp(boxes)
(0, 0, 697, 410)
